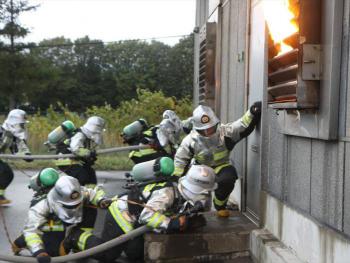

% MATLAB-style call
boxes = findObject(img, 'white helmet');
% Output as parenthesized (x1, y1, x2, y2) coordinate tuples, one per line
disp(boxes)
(178, 165, 217, 205)
(47, 176, 83, 224)
(192, 105, 219, 130)
(156, 119, 182, 147)
(2, 109, 29, 140)
(81, 116, 105, 145)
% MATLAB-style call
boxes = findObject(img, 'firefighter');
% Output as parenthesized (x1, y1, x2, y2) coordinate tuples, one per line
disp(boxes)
(127, 110, 184, 164)
(22, 176, 109, 262)
(57, 116, 105, 187)
(93, 164, 217, 262)
(173, 102, 261, 217)
(12, 168, 62, 255)
(0, 109, 31, 205)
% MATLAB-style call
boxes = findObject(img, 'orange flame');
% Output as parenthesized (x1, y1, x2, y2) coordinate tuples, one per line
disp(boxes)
(262, 0, 298, 56)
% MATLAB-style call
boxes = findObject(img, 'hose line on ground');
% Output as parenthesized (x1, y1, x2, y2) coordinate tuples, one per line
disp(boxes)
(0, 145, 150, 160)
(0, 225, 150, 262)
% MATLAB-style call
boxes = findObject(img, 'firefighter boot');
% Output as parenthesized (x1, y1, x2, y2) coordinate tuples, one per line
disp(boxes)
(0, 195, 11, 205)
(217, 209, 231, 218)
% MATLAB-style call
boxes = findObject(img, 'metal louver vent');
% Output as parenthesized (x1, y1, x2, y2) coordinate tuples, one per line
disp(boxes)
(267, 0, 321, 109)
(198, 22, 216, 106)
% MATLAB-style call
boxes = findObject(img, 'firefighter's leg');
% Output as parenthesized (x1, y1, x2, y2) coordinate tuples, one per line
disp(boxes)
(124, 235, 144, 262)
(0, 160, 14, 204)
(214, 165, 238, 216)
(129, 149, 164, 164)
(61, 227, 106, 261)
(42, 231, 66, 256)
(82, 163, 97, 187)
(61, 164, 95, 187)
(101, 205, 131, 262)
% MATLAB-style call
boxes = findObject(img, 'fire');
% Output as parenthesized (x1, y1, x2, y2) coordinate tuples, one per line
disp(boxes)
(262, 0, 298, 56)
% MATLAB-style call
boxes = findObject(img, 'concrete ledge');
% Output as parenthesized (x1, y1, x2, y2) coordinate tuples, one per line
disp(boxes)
(250, 229, 304, 263)
(145, 211, 257, 262)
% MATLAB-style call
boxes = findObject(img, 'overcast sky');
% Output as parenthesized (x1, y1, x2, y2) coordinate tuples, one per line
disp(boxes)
(19, 0, 196, 46)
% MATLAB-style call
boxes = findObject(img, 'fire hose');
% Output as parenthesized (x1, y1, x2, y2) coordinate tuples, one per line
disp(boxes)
(0, 145, 150, 160)
(0, 225, 150, 262)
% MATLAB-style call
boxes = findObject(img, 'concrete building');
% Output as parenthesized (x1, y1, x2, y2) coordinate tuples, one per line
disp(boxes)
(194, 0, 350, 262)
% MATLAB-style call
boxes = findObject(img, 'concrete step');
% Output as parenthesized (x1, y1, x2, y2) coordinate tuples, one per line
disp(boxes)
(144, 211, 257, 262)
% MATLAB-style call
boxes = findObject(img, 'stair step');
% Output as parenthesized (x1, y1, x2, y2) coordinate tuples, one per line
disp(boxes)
(144, 211, 257, 262)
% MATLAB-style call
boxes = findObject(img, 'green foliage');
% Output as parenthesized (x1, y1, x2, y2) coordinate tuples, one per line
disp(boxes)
(22, 90, 192, 170)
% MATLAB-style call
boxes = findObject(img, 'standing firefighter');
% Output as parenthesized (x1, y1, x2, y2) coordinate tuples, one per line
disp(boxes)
(173, 102, 261, 217)
(0, 109, 31, 204)
(78, 164, 216, 263)
(22, 176, 109, 262)
(58, 116, 105, 187)
(126, 110, 184, 164)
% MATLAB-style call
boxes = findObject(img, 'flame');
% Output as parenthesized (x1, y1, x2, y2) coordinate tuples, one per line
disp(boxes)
(262, 0, 298, 56)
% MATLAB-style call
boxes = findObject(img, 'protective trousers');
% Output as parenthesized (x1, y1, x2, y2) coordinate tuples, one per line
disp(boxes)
(14, 231, 65, 256)
(213, 165, 238, 210)
(101, 209, 144, 262)
(0, 160, 14, 192)
(58, 163, 97, 186)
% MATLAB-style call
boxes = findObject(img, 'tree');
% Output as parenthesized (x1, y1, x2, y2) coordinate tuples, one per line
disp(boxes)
(0, 0, 37, 109)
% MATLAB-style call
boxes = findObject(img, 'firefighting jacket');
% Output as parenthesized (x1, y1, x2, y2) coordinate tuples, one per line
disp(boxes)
(23, 185, 106, 255)
(108, 181, 182, 234)
(173, 109, 258, 176)
(55, 131, 97, 167)
(128, 126, 176, 163)
(0, 127, 30, 155)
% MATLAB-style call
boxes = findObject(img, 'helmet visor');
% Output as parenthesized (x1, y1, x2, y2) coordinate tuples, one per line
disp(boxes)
(196, 124, 218, 137)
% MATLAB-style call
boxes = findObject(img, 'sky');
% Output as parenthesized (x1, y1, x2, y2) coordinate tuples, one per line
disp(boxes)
(19, 0, 196, 46)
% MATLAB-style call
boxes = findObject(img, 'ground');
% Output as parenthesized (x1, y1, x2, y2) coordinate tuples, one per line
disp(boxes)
(0, 170, 130, 263)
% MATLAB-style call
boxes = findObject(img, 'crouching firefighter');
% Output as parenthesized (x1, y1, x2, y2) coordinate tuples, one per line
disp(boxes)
(0, 109, 32, 204)
(173, 102, 261, 217)
(127, 110, 184, 164)
(57, 116, 105, 187)
(12, 168, 61, 255)
(94, 164, 217, 263)
(21, 176, 110, 262)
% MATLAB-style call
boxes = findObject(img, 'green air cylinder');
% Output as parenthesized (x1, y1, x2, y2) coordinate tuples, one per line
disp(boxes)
(48, 120, 75, 144)
(131, 157, 174, 182)
(29, 168, 60, 192)
(122, 119, 148, 141)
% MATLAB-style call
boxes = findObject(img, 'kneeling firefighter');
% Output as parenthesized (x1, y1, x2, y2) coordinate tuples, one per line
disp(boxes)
(173, 102, 261, 217)
(12, 168, 61, 255)
(126, 110, 184, 164)
(22, 176, 110, 262)
(0, 109, 32, 204)
(87, 164, 217, 263)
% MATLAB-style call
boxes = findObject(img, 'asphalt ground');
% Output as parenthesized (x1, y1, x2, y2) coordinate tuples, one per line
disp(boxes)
(0, 170, 131, 263)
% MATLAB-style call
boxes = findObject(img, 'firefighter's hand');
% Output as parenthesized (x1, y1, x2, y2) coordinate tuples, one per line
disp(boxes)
(167, 215, 188, 232)
(98, 198, 113, 209)
(250, 101, 262, 116)
(23, 153, 33, 163)
(36, 252, 51, 263)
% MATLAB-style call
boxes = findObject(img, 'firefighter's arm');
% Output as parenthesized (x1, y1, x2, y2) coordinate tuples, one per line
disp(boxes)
(70, 132, 94, 158)
(23, 200, 50, 256)
(173, 135, 193, 177)
(83, 185, 109, 208)
(16, 139, 31, 155)
(138, 187, 174, 231)
(223, 101, 261, 142)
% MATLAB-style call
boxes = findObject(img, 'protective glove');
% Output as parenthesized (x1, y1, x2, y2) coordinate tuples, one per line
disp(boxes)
(167, 215, 188, 232)
(24, 153, 33, 163)
(250, 101, 262, 116)
(98, 198, 113, 209)
(36, 252, 51, 263)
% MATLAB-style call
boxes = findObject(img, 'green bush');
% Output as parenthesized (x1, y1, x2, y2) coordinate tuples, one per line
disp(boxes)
(19, 89, 192, 170)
